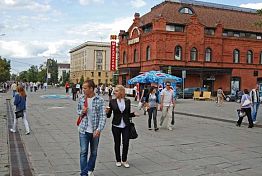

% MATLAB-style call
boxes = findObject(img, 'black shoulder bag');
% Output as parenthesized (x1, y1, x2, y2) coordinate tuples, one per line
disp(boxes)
(15, 96, 24, 118)
(129, 118, 138, 139)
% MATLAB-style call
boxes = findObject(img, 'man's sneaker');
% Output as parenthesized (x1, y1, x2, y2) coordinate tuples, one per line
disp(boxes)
(122, 161, 130, 168)
(168, 127, 173, 131)
(10, 129, 16, 133)
(148, 128, 152, 130)
(154, 128, 159, 131)
(116, 162, 121, 167)
(25, 131, 30, 135)
(253, 121, 258, 124)
(88, 171, 94, 176)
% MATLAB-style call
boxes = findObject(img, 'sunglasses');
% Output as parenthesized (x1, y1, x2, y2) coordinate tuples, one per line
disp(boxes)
(166, 84, 171, 86)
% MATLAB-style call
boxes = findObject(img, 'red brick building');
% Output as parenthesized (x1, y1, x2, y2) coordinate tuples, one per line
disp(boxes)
(118, 0, 262, 95)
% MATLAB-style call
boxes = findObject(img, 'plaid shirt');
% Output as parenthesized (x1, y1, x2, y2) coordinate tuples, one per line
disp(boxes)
(77, 95, 106, 134)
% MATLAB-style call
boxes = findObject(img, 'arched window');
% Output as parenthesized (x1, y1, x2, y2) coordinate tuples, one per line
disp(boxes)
(190, 47, 198, 61)
(205, 48, 212, 62)
(123, 51, 127, 64)
(134, 49, 138, 62)
(260, 52, 262, 64)
(247, 50, 253, 64)
(179, 7, 194, 15)
(233, 49, 240, 63)
(174, 45, 182, 60)
(146, 46, 150, 61)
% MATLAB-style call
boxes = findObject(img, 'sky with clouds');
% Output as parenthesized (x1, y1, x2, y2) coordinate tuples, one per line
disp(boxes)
(0, 0, 261, 74)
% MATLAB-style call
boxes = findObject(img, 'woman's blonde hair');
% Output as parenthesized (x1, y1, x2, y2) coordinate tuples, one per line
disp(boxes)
(17, 85, 26, 97)
(115, 85, 125, 98)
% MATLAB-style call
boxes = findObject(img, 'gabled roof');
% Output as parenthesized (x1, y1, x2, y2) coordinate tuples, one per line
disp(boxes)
(140, 0, 262, 33)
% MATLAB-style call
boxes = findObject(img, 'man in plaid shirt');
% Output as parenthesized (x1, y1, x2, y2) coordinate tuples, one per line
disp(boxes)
(77, 80, 106, 176)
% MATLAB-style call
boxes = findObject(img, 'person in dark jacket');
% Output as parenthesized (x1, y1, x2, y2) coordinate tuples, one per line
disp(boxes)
(72, 83, 77, 101)
(106, 85, 137, 168)
(145, 87, 159, 131)
(10, 85, 30, 135)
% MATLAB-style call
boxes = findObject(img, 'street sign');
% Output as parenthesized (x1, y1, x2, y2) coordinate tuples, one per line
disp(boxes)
(182, 70, 186, 78)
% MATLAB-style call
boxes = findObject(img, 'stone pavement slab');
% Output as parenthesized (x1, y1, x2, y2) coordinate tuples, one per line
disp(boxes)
(1, 88, 262, 176)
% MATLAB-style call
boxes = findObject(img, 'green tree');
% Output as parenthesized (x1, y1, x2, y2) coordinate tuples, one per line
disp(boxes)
(27, 65, 38, 82)
(10, 74, 17, 81)
(255, 9, 262, 27)
(47, 58, 58, 84)
(18, 71, 28, 82)
(80, 75, 84, 85)
(0, 56, 11, 82)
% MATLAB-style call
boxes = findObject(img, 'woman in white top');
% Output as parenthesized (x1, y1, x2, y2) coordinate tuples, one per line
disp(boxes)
(106, 85, 136, 168)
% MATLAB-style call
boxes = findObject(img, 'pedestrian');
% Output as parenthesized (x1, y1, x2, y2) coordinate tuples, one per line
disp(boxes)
(159, 81, 175, 131)
(77, 80, 106, 176)
(72, 83, 77, 101)
(250, 84, 260, 124)
(106, 85, 137, 168)
(10, 85, 30, 135)
(217, 87, 225, 106)
(108, 85, 113, 101)
(65, 81, 70, 94)
(43, 82, 47, 91)
(11, 82, 17, 97)
(140, 85, 149, 115)
(236, 89, 254, 128)
(145, 87, 159, 131)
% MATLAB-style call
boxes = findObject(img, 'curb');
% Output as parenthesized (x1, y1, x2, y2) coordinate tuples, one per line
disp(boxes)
(131, 103, 262, 128)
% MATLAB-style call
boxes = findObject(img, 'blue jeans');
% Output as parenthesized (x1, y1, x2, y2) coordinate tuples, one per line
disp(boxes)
(251, 102, 260, 122)
(79, 132, 100, 176)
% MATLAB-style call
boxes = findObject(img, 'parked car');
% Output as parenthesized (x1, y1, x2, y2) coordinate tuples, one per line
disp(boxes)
(225, 91, 243, 103)
(177, 87, 208, 99)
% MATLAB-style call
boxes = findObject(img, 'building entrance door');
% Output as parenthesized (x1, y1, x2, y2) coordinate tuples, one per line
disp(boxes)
(203, 80, 214, 95)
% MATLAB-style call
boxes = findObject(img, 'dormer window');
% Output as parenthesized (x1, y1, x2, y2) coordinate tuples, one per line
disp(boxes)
(179, 7, 194, 15)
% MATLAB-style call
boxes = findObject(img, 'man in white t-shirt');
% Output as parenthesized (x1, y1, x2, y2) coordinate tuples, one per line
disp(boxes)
(160, 81, 175, 130)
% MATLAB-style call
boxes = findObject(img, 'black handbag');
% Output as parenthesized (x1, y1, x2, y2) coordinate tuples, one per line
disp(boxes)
(15, 110, 24, 118)
(129, 120, 138, 139)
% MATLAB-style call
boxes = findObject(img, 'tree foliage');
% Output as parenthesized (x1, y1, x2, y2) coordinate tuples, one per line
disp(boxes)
(47, 58, 58, 84)
(0, 56, 11, 82)
(255, 9, 262, 27)
(27, 65, 38, 82)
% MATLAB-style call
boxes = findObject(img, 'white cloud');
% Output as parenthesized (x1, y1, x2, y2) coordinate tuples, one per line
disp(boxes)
(240, 3, 262, 10)
(0, 39, 79, 60)
(130, 0, 146, 8)
(79, 0, 104, 6)
(67, 16, 133, 41)
(0, 0, 51, 12)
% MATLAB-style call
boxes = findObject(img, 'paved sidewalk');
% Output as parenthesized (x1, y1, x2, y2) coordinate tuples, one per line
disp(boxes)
(1, 88, 262, 176)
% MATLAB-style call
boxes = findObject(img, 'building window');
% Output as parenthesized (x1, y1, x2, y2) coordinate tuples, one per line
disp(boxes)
(98, 79, 101, 84)
(231, 77, 241, 95)
(190, 47, 198, 61)
(205, 48, 212, 62)
(233, 49, 240, 63)
(205, 28, 215, 35)
(95, 50, 103, 70)
(179, 7, 194, 15)
(122, 75, 126, 86)
(91, 72, 94, 77)
(166, 24, 184, 32)
(134, 49, 138, 62)
(247, 50, 253, 64)
(260, 52, 262, 64)
(146, 46, 150, 61)
(174, 45, 182, 60)
(98, 72, 101, 77)
(123, 51, 127, 64)
(143, 24, 152, 33)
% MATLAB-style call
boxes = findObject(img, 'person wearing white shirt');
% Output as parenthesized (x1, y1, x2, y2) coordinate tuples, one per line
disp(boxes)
(160, 81, 175, 130)
(250, 84, 260, 124)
